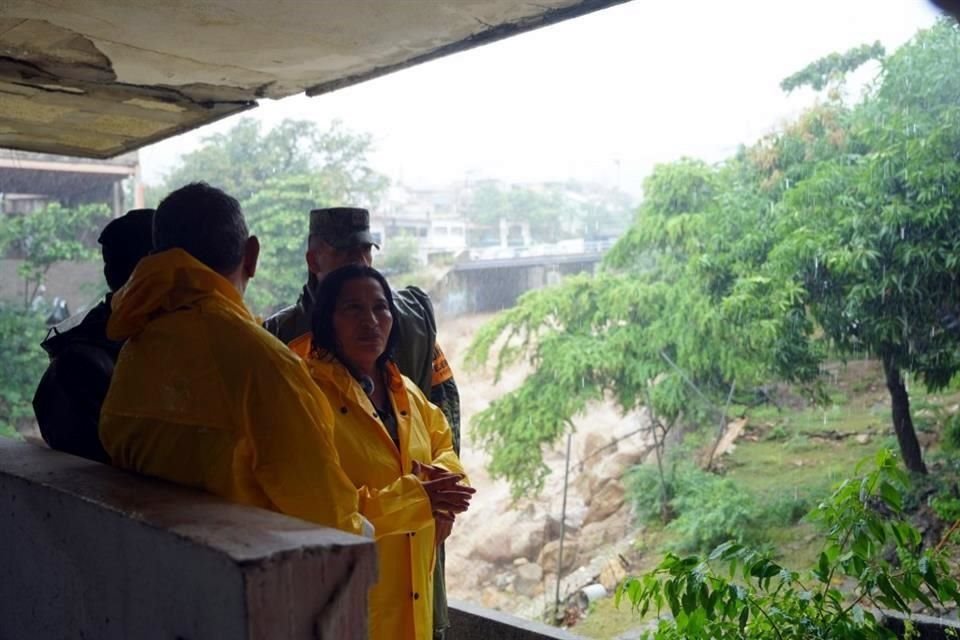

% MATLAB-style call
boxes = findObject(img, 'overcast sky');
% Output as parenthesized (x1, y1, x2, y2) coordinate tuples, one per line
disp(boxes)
(140, 0, 942, 197)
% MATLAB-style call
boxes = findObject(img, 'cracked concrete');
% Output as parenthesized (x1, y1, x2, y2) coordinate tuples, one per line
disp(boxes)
(0, 0, 628, 157)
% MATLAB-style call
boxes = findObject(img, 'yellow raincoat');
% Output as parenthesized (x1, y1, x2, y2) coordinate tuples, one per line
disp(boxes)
(100, 249, 363, 535)
(306, 353, 467, 640)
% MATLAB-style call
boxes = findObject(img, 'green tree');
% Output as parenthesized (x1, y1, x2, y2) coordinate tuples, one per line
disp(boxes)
(780, 41, 885, 92)
(763, 20, 960, 473)
(242, 174, 346, 314)
(378, 234, 420, 275)
(0, 305, 47, 437)
(619, 450, 960, 639)
(0, 202, 106, 437)
(466, 20, 960, 494)
(0, 203, 107, 309)
(465, 159, 818, 499)
(162, 118, 387, 205)
(159, 118, 389, 314)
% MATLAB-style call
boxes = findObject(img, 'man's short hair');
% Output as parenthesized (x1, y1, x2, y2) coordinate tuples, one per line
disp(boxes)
(99, 208, 155, 291)
(154, 182, 248, 273)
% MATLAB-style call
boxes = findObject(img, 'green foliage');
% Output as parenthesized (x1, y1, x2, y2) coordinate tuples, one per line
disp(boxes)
(0, 305, 48, 437)
(467, 158, 821, 498)
(378, 234, 420, 275)
(766, 492, 813, 527)
(943, 414, 960, 452)
(625, 462, 676, 525)
(628, 461, 778, 552)
(781, 41, 885, 92)
(159, 118, 388, 314)
(242, 173, 351, 314)
(466, 20, 960, 494)
(931, 494, 960, 525)
(0, 202, 106, 438)
(665, 470, 762, 552)
(162, 118, 387, 204)
(617, 450, 960, 639)
(0, 203, 107, 307)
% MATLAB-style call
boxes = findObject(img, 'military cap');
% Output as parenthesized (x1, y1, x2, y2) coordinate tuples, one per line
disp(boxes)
(309, 207, 379, 249)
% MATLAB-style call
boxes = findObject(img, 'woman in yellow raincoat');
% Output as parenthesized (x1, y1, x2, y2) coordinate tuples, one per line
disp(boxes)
(305, 265, 473, 640)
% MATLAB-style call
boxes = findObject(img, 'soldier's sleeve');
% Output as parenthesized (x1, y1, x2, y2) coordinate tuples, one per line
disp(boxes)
(429, 343, 461, 455)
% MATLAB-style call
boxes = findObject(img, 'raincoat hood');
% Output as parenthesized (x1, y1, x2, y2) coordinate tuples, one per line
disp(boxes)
(108, 249, 249, 341)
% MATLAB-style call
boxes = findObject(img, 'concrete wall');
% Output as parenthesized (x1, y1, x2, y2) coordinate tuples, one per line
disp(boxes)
(0, 258, 102, 309)
(883, 611, 960, 639)
(0, 439, 377, 640)
(448, 599, 585, 640)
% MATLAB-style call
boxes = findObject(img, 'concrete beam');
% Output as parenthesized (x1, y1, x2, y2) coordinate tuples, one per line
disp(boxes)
(0, 439, 377, 640)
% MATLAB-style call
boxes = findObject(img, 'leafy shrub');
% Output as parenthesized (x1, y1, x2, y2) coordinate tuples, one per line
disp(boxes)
(764, 424, 789, 441)
(0, 305, 47, 437)
(942, 414, 960, 453)
(617, 449, 960, 640)
(765, 492, 813, 526)
(378, 235, 420, 275)
(626, 461, 762, 552)
(625, 462, 675, 524)
(666, 473, 761, 552)
(931, 494, 960, 524)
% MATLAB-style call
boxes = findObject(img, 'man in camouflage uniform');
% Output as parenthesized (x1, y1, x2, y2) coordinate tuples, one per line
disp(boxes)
(263, 207, 460, 640)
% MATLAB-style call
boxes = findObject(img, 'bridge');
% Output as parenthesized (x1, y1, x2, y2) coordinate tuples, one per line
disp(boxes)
(436, 252, 604, 315)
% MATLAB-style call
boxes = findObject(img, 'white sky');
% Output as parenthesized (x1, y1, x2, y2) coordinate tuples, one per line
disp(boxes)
(139, 0, 942, 197)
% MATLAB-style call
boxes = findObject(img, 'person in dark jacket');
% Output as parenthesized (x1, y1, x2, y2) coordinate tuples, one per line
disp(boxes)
(32, 208, 155, 462)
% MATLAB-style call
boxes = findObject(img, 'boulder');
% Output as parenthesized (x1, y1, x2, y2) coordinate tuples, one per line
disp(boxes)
(538, 538, 580, 574)
(480, 586, 511, 611)
(573, 468, 598, 496)
(494, 572, 515, 591)
(544, 513, 581, 541)
(581, 432, 609, 461)
(468, 519, 545, 564)
(583, 480, 626, 526)
(514, 562, 544, 597)
(579, 508, 631, 551)
(599, 555, 629, 592)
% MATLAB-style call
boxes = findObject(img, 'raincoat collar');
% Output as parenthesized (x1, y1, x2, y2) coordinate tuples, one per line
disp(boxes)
(307, 351, 411, 462)
(307, 349, 405, 394)
(107, 248, 251, 341)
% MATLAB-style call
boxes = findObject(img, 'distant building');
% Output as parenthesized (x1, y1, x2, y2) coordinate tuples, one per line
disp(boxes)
(0, 148, 142, 217)
(374, 183, 470, 264)
(0, 149, 143, 309)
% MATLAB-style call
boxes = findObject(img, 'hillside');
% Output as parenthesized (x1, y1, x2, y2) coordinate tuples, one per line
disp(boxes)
(439, 313, 960, 639)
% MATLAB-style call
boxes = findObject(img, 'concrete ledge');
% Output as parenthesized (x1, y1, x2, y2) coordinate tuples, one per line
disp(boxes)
(449, 598, 585, 640)
(883, 611, 960, 639)
(0, 439, 377, 640)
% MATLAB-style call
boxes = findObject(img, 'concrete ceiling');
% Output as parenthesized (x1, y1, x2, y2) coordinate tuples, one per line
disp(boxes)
(0, 0, 627, 159)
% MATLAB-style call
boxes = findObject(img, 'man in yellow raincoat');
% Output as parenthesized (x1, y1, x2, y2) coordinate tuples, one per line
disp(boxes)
(100, 182, 365, 536)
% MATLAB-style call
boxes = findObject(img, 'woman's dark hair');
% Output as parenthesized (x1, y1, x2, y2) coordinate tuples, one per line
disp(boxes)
(310, 265, 400, 367)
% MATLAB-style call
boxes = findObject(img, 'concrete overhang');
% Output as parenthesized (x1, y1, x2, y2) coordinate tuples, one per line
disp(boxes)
(0, 0, 628, 159)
